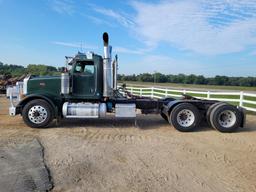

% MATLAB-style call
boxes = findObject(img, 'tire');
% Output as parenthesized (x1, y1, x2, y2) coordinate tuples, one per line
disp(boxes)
(22, 99, 53, 128)
(169, 103, 201, 132)
(160, 112, 168, 122)
(206, 102, 225, 126)
(210, 104, 242, 133)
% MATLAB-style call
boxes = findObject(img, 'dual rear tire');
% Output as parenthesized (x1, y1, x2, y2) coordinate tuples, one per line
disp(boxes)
(168, 103, 201, 132)
(207, 103, 242, 133)
(168, 102, 242, 132)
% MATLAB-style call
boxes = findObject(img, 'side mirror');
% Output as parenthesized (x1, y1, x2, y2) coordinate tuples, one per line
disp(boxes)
(59, 67, 68, 73)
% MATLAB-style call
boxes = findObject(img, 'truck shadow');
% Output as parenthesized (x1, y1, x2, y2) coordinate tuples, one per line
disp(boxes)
(54, 115, 209, 132)
(195, 119, 256, 133)
(57, 115, 168, 130)
(54, 115, 256, 133)
(236, 123, 256, 132)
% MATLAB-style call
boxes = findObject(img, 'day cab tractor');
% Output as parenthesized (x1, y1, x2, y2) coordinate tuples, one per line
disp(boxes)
(7, 32, 246, 132)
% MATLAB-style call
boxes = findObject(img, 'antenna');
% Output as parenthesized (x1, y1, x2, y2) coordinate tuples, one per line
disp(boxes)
(80, 42, 84, 52)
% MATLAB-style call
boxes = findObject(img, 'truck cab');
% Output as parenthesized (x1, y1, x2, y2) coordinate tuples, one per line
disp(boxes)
(66, 52, 103, 100)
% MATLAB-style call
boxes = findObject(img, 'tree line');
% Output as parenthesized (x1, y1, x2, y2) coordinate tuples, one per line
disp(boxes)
(1, 62, 255, 87)
(118, 73, 256, 87)
(0, 62, 61, 77)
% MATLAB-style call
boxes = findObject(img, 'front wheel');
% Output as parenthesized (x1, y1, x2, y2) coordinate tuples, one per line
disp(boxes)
(169, 103, 201, 132)
(22, 99, 53, 128)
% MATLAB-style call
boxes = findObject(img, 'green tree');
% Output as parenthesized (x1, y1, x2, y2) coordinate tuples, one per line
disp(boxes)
(26, 64, 59, 76)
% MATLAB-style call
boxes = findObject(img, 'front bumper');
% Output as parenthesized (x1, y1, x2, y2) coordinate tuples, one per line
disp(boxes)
(9, 106, 16, 116)
(6, 82, 23, 117)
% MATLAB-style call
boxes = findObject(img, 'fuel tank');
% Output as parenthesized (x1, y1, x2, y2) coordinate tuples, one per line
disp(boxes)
(62, 102, 106, 118)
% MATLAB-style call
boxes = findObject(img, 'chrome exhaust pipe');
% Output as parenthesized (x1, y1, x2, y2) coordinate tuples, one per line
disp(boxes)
(103, 32, 109, 59)
(103, 32, 113, 97)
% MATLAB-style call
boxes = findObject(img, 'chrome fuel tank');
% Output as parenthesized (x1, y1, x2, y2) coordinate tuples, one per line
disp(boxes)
(62, 102, 106, 118)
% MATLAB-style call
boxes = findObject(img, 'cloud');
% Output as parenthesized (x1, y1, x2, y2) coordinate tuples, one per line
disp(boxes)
(120, 54, 212, 75)
(121, 54, 256, 76)
(85, 15, 115, 27)
(92, 6, 134, 28)
(51, 41, 97, 50)
(114, 46, 149, 55)
(50, 0, 74, 15)
(131, 0, 256, 55)
(250, 50, 256, 56)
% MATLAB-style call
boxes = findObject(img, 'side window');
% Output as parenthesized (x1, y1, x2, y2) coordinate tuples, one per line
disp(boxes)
(84, 65, 94, 75)
(74, 63, 83, 73)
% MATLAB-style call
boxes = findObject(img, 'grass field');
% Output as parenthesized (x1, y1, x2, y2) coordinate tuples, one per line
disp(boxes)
(119, 81, 256, 92)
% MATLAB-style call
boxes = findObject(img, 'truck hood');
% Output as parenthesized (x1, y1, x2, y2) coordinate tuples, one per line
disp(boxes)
(27, 76, 61, 96)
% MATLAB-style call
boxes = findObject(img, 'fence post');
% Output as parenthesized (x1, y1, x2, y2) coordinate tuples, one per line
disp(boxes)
(140, 88, 142, 96)
(151, 87, 154, 98)
(165, 88, 168, 97)
(207, 91, 210, 99)
(130, 87, 133, 94)
(239, 91, 244, 107)
(183, 89, 186, 95)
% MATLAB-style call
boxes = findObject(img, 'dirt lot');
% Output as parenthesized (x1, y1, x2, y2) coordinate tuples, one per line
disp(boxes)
(0, 95, 256, 192)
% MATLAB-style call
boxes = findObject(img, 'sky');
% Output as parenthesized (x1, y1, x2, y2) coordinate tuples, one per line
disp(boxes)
(0, 0, 256, 77)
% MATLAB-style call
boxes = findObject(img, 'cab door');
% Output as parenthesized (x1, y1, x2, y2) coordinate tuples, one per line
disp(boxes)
(72, 61, 96, 97)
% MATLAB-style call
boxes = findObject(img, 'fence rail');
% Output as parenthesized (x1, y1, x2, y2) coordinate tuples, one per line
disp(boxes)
(124, 86, 256, 112)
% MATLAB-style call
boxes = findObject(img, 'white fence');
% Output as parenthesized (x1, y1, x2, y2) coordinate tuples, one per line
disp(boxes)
(124, 86, 256, 112)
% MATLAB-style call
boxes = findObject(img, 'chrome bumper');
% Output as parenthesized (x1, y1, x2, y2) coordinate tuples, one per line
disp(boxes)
(6, 81, 23, 116)
(9, 106, 16, 116)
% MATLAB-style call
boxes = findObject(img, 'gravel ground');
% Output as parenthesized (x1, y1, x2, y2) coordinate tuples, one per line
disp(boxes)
(0, 95, 256, 192)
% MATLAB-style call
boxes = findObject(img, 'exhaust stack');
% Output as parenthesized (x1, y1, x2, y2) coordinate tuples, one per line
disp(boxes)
(103, 32, 113, 97)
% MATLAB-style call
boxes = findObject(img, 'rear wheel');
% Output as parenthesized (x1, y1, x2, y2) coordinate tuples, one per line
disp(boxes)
(206, 102, 224, 126)
(210, 104, 242, 133)
(169, 103, 201, 132)
(22, 99, 53, 128)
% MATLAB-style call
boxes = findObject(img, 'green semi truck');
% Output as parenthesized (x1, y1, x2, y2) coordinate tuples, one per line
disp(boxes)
(7, 33, 245, 132)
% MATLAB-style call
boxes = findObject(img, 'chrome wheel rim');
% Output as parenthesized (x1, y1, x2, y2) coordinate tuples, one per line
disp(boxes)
(28, 105, 47, 124)
(177, 109, 195, 127)
(218, 110, 236, 128)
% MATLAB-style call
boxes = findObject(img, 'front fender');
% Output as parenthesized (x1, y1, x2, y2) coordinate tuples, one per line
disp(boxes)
(16, 94, 58, 117)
